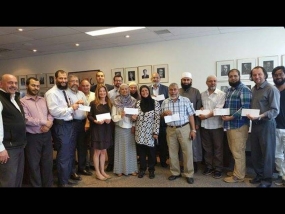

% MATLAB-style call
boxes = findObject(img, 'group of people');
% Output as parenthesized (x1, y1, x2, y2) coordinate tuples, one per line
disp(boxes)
(0, 64, 284, 188)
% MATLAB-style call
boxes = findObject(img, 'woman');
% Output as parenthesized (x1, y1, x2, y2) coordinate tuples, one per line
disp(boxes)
(129, 81, 141, 100)
(88, 84, 113, 181)
(111, 83, 138, 176)
(133, 85, 160, 179)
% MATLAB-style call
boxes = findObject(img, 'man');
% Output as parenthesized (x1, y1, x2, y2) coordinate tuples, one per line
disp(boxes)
(128, 71, 135, 81)
(45, 70, 82, 187)
(0, 74, 27, 187)
(105, 74, 123, 172)
(272, 66, 285, 186)
(198, 75, 225, 179)
(221, 69, 252, 183)
(157, 68, 165, 78)
(149, 73, 169, 168)
(20, 77, 54, 187)
(179, 72, 202, 173)
(242, 63, 251, 75)
(67, 75, 93, 177)
(221, 65, 229, 76)
(264, 61, 273, 73)
(90, 71, 114, 92)
(80, 79, 96, 171)
(161, 83, 196, 184)
(142, 69, 149, 79)
(246, 66, 280, 188)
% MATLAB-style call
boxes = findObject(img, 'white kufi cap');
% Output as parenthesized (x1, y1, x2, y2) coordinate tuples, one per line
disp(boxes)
(181, 72, 192, 79)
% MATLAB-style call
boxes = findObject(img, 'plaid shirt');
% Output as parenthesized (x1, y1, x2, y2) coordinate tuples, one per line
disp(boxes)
(223, 83, 252, 129)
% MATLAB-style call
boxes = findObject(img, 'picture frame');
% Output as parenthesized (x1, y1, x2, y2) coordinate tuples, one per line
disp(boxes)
(36, 73, 47, 88)
(258, 55, 278, 76)
(216, 60, 234, 80)
(26, 74, 37, 79)
(237, 58, 256, 79)
(218, 81, 230, 93)
(282, 55, 285, 66)
(124, 67, 138, 84)
(152, 64, 169, 83)
(18, 75, 27, 90)
(19, 89, 26, 98)
(46, 73, 55, 88)
(69, 69, 100, 87)
(111, 68, 124, 79)
(138, 65, 152, 84)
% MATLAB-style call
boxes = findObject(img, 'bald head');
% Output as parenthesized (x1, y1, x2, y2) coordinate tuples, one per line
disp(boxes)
(0, 74, 18, 94)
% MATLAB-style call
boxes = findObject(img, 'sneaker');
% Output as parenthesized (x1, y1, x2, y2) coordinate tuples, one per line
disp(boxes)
(226, 171, 233, 177)
(212, 171, 222, 179)
(224, 176, 244, 183)
(274, 179, 285, 186)
(203, 168, 214, 175)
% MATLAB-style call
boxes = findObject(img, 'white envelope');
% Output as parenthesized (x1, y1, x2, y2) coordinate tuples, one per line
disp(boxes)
(241, 109, 260, 117)
(96, 113, 111, 121)
(164, 113, 180, 123)
(195, 109, 210, 116)
(124, 107, 138, 114)
(78, 104, 91, 112)
(213, 108, 230, 116)
(152, 94, 165, 101)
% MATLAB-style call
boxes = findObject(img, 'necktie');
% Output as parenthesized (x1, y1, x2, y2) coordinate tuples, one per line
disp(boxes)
(62, 90, 70, 107)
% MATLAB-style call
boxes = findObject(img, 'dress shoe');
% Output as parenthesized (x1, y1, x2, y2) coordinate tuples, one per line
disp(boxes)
(161, 162, 169, 168)
(257, 183, 271, 188)
(106, 164, 113, 172)
(78, 169, 93, 176)
(70, 173, 82, 181)
(186, 177, 194, 184)
(138, 171, 145, 178)
(67, 179, 78, 185)
(168, 174, 182, 181)
(250, 177, 261, 184)
(149, 171, 155, 179)
(96, 175, 107, 181)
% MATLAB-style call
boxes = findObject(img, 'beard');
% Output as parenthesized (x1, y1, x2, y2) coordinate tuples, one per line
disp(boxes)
(229, 80, 241, 88)
(27, 88, 38, 96)
(181, 82, 192, 91)
(273, 78, 285, 86)
(56, 82, 68, 90)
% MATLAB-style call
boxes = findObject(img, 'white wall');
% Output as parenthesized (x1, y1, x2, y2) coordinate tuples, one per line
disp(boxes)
(0, 27, 285, 93)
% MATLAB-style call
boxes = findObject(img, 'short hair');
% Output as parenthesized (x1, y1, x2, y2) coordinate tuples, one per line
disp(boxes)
(272, 66, 285, 76)
(55, 70, 67, 78)
(250, 66, 268, 81)
(26, 77, 39, 86)
(227, 69, 240, 77)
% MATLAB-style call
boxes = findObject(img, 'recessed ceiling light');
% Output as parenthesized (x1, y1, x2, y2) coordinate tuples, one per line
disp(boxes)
(125, 35, 130, 38)
(75, 43, 80, 46)
(33, 49, 37, 52)
(18, 28, 23, 32)
(86, 27, 145, 36)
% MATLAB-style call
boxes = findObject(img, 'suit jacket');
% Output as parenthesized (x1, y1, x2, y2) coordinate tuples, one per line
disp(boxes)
(142, 75, 149, 79)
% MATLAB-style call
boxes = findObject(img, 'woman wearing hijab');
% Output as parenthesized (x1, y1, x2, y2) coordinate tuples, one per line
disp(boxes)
(111, 83, 138, 176)
(129, 81, 141, 100)
(133, 85, 160, 179)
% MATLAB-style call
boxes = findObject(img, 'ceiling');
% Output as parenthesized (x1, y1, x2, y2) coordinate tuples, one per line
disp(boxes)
(0, 26, 275, 61)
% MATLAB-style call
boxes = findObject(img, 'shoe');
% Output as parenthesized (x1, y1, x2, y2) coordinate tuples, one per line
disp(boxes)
(226, 171, 233, 177)
(224, 176, 244, 183)
(193, 162, 198, 173)
(117, 173, 123, 177)
(96, 175, 107, 181)
(250, 177, 262, 184)
(212, 171, 222, 179)
(103, 174, 111, 179)
(168, 174, 182, 181)
(161, 162, 169, 168)
(203, 168, 214, 175)
(138, 171, 145, 178)
(257, 183, 271, 188)
(67, 179, 78, 185)
(186, 177, 194, 184)
(274, 179, 285, 186)
(149, 171, 155, 179)
(78, 169, 93, 176)
(70, 173, 82, 181)
(106, 165, 113, 172)
(131, 172, 137, 176)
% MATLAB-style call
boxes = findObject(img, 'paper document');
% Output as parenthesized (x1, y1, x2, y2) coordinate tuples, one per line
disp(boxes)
(96, 113, 111, 121)
(152, 94, 165, 101)
(241, 109, 260, 117)
(195, 109, 210, 116)
(164, 113, 180, 123)
(213, 108, 230, 116)
(78, 104, 91, 112)
(124, 107, 138, 115)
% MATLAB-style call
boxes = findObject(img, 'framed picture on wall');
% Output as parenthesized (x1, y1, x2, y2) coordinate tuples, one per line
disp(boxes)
(216, 60, 234, 80)
(218, 81, 230, 93)
(69, 69, 100, 87)
(124, 67, 138, 84)
(138, 65, 152, 84)
(282, 55, 285, 66)
(111, 68, 124, 79)
(46, 73, 55, 88)
(36, 73, 47, 88)
(152, 64, 169, 83)
(26, 74, 37, 79)
(19, 89, 26, 98)
(18, 75, 27, 90)
(258, 55, 278, 76)
(237, 58, 255, 79)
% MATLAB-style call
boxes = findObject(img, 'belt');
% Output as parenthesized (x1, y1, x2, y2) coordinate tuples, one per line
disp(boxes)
(54, 119, 73, 124)
(73, 119, 86, 122)
(168, 122, 189, 128)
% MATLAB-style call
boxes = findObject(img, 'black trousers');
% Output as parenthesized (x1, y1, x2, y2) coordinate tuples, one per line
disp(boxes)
(138, 144, 156, 172)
